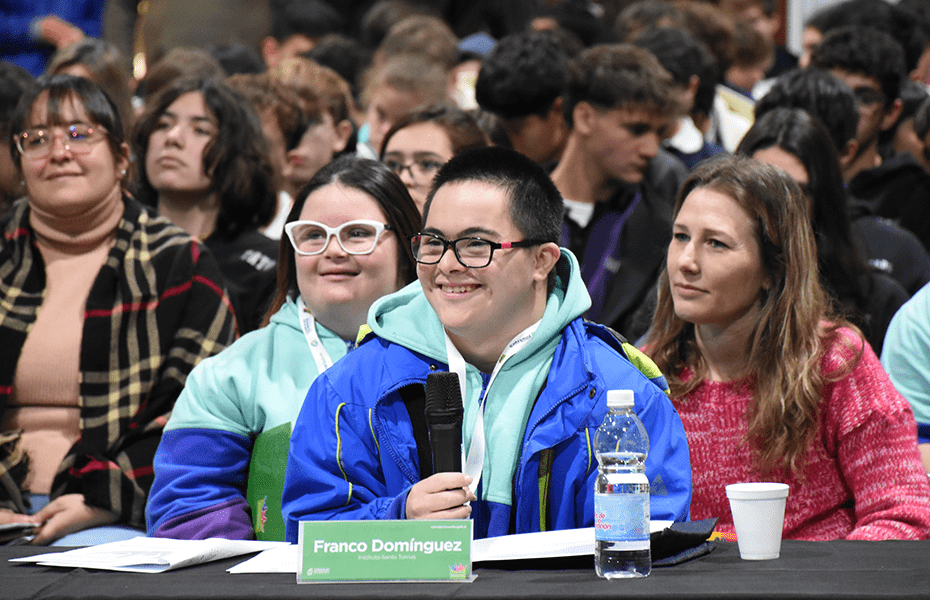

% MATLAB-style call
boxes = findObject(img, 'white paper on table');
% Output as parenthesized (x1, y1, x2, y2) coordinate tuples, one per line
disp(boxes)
(227, 543, 297, 573)
(472, 521, 672, 563)
(9, 537, 285, 573)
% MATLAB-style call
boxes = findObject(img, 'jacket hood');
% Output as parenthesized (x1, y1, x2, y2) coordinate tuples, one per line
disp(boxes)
(368, 248, 591, 365)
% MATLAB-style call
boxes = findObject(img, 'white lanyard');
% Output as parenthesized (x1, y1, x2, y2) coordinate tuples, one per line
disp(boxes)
(298, 297, 335, 374)
(443, 321, 540, 495)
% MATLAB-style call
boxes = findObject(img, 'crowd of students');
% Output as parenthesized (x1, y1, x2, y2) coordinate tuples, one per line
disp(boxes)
(2, 0, 930, 548)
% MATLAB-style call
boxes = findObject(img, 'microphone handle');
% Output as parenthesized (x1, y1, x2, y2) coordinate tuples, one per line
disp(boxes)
(428, 422, 462, 473)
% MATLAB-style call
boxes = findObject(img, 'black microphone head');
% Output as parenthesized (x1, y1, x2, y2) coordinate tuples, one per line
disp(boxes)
(424, 371, 464, 426)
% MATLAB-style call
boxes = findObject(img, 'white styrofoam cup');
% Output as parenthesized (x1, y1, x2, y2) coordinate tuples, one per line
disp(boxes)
(725, 482, 789, 560)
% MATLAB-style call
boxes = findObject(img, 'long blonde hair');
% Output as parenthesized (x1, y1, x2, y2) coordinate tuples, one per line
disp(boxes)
(646, 156, 861, 476)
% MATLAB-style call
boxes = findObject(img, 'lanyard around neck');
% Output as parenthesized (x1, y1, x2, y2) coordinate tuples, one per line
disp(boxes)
(297, 297, 335, 374)
(443, 320, 541, 494)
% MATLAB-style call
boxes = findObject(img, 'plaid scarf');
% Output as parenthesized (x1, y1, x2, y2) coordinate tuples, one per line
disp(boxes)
(0, 197, 236, 527)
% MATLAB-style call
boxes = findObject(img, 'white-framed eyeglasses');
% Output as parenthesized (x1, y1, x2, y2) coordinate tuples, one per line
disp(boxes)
(15, 123, 108, 159)
(285, 219, 392, 256)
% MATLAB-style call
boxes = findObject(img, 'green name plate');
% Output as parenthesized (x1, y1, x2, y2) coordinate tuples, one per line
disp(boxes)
(297, 520, 473, 583)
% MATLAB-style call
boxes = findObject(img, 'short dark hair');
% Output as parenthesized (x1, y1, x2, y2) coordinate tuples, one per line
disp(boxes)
(265, 155, 420, 322)
(10, 74, 124, 171)
(271, 0, 344, 42)
(132, 78, 276, 240)
(425, 147, 564, 246)
(807, 0, 926, 74)
(425, 148, 564, 292)
(810, 26, 906, 110)
(630, 26, 718, 118)
(475, 30, 571, 120)
(755, 68, 859, 152)
(205, 43, 266, 76)
(563, 43, 681, 128)
(424, 148, 564, 291)
(380, 103, 489, 157)
(613, 0, 684, 42)
(630, 26, 709, 88)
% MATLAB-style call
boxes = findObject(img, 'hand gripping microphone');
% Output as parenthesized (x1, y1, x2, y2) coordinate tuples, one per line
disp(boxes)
(424, 372, 464, 473)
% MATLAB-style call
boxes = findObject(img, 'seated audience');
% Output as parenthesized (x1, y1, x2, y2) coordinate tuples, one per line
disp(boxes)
(474, 30, 572, 166)
(550, 43, 685, 341)
(630, 26, 727, 170)
(132, 77, 279, 334)
(882, 282, 930, 473)
(645, 155, 930, 540)
(380, 103, 489, 213)
(225, 72, 312, 240)
(268, 58, 358, 238)
(282, 147, 692, 542)
(811, 26, 930, 252)
(755, 68, 930, 296)
(887, 80, 930, 172)
(0, 75, 235, 545)
(260, 0, 344, 69)
(736, 108, 909, 355)
(147, 157, 420, 540)
(718, 0, 797, 79)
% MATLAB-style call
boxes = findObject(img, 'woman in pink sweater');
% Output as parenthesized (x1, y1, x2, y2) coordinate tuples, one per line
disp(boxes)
(645, 155, 930, 540)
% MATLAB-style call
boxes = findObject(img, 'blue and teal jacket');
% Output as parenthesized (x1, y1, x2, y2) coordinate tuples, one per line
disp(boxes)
(146, 299, 349, 540)
(282, 251, 692, 542)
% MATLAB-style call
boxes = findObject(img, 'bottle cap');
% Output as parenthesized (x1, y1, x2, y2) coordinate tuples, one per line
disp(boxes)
(606, 389, 634, 409)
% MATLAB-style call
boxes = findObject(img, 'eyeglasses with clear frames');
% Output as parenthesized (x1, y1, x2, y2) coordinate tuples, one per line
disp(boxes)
(410, 233, 545, 269)
(285, 219, 392, 256)
(15, 123, 108, 159)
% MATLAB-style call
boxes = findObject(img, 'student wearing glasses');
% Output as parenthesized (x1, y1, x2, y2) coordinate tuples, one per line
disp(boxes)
(0, 75, 235, 545)
(147, 157, 420, 540)
(380, 103, 489, 214)
(282, 147, 691, 541)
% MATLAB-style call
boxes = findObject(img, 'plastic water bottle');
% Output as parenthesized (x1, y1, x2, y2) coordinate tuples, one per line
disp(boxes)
(594, 389, 651, 578)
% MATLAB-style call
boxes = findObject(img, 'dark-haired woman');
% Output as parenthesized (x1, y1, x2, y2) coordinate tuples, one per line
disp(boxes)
(736, 107, 911, 355)
(645, 155, 930, 540)
(380, 103, 489, 213)
(147, 156, 420, 540)
(0, 75, 235, 545)
(133, 77, 280, 333)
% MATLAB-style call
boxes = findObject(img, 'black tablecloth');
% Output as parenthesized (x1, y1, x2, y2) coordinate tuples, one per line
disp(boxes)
(3, 540, 929, 600)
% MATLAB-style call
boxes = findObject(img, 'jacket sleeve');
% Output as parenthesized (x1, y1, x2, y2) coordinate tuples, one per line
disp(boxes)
(282, 374, 410, 543)
(634, 377, 693, 523)
(147, 428, 253, 539)
(145, 352, 257, 539)
(54, 239, 237, 528)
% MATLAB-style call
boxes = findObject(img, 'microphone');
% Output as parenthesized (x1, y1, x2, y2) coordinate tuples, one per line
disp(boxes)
(424, 372, 464, 474)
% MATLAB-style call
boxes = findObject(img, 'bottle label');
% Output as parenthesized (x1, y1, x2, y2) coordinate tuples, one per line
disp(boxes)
(594, 491, 650, 547)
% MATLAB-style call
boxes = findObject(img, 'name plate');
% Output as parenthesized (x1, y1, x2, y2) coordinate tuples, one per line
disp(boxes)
(297, 520, 473, 583)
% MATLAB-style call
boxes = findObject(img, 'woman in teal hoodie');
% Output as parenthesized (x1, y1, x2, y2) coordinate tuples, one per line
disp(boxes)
(146, 156, 420, 540)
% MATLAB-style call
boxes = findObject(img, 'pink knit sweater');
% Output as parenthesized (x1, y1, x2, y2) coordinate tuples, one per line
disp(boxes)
(673, 328, 930, 540)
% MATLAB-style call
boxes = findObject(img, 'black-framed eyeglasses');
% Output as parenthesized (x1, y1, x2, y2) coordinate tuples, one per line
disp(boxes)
(410, 232, 545, 269)
(285, 219, 392, 256)
(382, 155, 444, 180)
